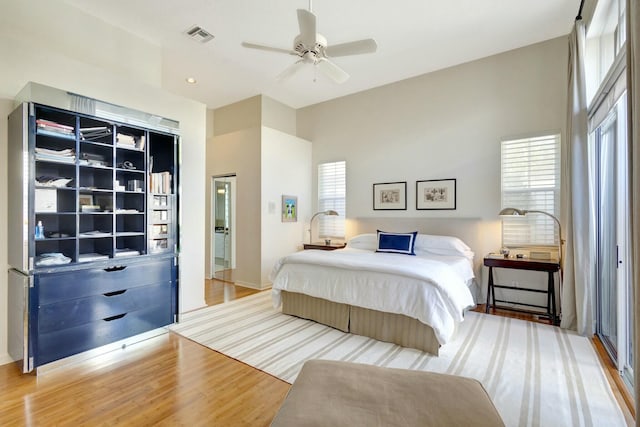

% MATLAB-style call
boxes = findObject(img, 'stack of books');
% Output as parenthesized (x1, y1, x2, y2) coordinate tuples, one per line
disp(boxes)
(116, 133, 146, 150)
(36, 119, 74, 137)
(35, 147, 76, 164)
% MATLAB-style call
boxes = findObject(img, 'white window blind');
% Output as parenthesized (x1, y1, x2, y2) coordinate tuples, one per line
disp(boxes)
(501, 134, 561, 247)
(318, 161, 346, 238)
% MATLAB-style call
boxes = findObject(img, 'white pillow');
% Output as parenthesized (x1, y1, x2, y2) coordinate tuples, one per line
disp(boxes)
(414, 234, 474, 259)
(347, 233, 377, 250)
(348, 233, 473, 259)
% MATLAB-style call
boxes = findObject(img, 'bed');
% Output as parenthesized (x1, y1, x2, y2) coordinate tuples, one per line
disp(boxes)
(270, 232, 476, 355)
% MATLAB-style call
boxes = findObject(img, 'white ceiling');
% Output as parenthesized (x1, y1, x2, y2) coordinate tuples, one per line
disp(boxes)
(64, 0, 579, 110)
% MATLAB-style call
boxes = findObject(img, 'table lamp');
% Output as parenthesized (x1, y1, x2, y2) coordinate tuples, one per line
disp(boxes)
(499, 207, 563, 267)
(309, 210, 338, 243)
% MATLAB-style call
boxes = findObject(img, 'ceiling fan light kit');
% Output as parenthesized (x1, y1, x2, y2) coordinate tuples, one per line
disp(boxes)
(241, 3, 377, 83)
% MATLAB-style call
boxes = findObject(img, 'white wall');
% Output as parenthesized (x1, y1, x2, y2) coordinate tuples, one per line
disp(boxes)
(297, 37, 568, 302)
(260, 127, 312, 285)
(0, 1, 206, 364)
(208, 95, 306, 288)
(209, 128, 262, 287)
(0, 100, 12, 365)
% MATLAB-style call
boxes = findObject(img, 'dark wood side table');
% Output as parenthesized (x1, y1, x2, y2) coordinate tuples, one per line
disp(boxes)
(303, 243, 347, 251)
(484, 255, 561, 325)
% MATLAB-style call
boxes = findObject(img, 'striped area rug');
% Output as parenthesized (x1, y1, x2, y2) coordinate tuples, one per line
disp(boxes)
(170, 291, 625, 427)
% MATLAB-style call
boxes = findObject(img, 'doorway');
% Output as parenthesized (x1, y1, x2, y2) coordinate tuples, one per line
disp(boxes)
(591, 89, 632, 388)
(211, 175, 236, 280)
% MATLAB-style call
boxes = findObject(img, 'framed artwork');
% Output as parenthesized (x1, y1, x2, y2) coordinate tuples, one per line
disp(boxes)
(373, 182, 407, 210)
(282, 195, 298, 222)
(78, 194, 94, 207)
(416, 179, 456, 210)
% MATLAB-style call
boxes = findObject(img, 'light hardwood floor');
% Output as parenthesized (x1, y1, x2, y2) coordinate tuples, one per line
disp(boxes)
(0, 280, 633, 425)
(0, 280, 286, 426)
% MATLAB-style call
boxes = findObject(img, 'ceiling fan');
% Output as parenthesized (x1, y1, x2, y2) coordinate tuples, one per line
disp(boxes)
(241, 1, 377, 84)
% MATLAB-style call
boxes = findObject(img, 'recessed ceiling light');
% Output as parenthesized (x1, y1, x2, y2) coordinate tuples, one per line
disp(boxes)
(186, 77, 197, 84)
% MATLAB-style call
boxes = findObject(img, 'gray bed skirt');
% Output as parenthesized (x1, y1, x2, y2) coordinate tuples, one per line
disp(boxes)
(281, 291, 440, 355)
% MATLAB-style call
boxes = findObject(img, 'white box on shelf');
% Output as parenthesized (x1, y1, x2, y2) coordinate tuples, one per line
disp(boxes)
(35, 188, 57, 212)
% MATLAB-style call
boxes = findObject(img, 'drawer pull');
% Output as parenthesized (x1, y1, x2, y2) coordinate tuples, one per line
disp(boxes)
(103, 289, 127, 297)
(104, 265, 127, 272)
(103, 313, 127, 322)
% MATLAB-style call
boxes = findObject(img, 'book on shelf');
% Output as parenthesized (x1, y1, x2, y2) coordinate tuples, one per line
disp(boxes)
(36, 119, 74, 136)
(150, 171, 172, 194)
(116, 133, 145, 150)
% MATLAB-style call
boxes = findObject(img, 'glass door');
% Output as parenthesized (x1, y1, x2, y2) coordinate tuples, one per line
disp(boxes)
(592, 93, 632, 388)
(594, 110, 617, 358)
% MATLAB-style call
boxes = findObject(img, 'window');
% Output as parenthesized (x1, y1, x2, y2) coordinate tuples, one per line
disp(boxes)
(501, 134, 561, 247)
(585, 0, 627, 104)
(318, 161, 345, 238)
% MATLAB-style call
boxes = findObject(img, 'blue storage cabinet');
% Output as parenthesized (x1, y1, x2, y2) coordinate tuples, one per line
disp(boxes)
(32, 257, 177, 367)
(7, 97, 180, 373)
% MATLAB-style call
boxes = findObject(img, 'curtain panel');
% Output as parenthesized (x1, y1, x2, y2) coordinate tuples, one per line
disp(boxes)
(561, 21, 594, 334)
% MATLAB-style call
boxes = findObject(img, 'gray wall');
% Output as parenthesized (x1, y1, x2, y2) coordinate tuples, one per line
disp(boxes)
(298, 36, 568, 228)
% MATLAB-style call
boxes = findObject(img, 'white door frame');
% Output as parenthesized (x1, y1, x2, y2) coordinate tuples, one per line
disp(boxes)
(210, 175, 236, 277)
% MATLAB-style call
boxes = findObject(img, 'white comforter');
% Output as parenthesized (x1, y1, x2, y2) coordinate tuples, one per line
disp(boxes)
(270, 248, 475, 345)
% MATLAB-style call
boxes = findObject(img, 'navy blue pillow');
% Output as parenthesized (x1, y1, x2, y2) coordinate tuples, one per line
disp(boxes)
(376, 230, 418, 255)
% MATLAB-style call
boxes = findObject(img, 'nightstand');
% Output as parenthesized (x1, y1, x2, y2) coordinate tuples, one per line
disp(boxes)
(303, 243, 346, 251)
(484, 255, 560, 325)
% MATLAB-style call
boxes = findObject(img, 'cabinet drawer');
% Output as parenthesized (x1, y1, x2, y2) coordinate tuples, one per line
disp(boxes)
(38, 282, 172, 334)
(37, 258, 174, 305)
(36, 303, 173, 367)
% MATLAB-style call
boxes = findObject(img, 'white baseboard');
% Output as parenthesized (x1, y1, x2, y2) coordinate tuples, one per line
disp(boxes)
(0, 353, 16, 367)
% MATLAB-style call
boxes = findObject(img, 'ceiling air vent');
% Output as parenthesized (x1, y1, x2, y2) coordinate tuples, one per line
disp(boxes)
(185, 25, 215, 43)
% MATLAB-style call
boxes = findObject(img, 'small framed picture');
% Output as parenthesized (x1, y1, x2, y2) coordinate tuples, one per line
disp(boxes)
(282, 195, 298, 222)
(373, 182, 407, 210)
(78, 193, 94, 207)
(416, 179, 456, 210)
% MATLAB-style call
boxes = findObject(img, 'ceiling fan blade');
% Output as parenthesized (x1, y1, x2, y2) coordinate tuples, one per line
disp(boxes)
(276, 60, 306, 81)
(241, 41, 295, 55)
(325, 39, 378, 57)
(297, 9, 317, 46)
(317, 58, 349, 84)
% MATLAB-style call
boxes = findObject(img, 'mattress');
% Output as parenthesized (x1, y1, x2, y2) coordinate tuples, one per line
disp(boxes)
(271, 248, 475, 345)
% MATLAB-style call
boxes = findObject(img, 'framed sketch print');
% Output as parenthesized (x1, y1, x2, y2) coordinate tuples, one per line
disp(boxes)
(416, 179, 456, 210)
(282, 195, 298, 222)
(373, 182, 407, 210)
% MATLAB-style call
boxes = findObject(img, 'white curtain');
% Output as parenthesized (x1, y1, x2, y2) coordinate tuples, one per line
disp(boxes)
(627, 0, 640, 422)
(560, 21, 594, 334)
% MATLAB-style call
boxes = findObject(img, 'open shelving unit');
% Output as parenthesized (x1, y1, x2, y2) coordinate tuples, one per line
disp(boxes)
(9, 100, 180, 372)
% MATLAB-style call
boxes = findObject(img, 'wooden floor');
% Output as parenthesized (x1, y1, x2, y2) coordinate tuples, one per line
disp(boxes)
(0, 280, 633, 425)
(0, 280, 285, 426)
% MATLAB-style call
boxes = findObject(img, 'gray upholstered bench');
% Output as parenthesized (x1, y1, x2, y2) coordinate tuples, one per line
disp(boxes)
(271, 360, 505, 427)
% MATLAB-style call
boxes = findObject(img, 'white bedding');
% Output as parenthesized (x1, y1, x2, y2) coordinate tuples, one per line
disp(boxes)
(270, 248, 476, 345)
